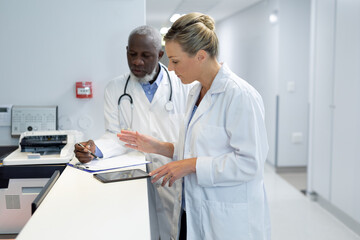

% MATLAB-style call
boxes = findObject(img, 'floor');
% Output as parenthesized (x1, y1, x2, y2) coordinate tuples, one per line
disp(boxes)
(277, 170, 307, 194)
(265, 164, 360, 240)
(1, 165, 359, 240)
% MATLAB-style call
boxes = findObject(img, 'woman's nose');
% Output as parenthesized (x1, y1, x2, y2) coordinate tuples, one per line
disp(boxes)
(167, 63, 174, 71)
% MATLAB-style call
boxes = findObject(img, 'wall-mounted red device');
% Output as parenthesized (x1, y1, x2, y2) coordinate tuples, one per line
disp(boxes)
(76, 81, 93, 98)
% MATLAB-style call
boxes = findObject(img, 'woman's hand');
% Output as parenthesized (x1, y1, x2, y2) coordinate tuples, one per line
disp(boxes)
(117, 130, 160, 153)
(117, 130, 174, 158)
(150, 158, 197, 187)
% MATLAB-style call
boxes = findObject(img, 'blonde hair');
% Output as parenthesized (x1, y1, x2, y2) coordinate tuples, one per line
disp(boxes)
(164, 12, 219, 58)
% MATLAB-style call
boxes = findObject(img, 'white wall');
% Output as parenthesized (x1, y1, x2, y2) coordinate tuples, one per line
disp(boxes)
(217, 0, 311, 167)
(0, 0, 145, 145)
(309, 0, 360, 225)
(308, 0, 336, 202)
(277, 0, 311, 166)
(331, 0, 360, 223)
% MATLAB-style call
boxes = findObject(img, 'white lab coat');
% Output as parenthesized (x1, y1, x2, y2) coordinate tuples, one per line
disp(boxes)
(95, 65, 192, 240)
(176, 63, 271, 240)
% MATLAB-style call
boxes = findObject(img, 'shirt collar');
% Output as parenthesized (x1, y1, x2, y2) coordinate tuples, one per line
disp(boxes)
(141, 63, 164, 87)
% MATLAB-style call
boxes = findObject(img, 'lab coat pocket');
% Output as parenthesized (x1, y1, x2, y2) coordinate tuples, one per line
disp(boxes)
(201, 200, 249, 240)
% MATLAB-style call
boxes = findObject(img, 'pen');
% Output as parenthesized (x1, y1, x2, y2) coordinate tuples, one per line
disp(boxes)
(77, 143, 99, 159)
(74, 162, 89, 169)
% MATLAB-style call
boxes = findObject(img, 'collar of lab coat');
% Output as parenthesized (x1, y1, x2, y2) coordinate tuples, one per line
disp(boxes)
(158, 62, 170, 87)
(189, 62, 231, 97)
(186, 63, 232, 130)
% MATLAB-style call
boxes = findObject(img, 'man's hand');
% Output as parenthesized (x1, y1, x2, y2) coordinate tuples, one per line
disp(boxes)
(74, 140, 96, 163)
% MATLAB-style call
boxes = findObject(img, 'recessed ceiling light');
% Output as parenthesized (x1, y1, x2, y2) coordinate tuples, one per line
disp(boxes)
(269, 10, 278, 24)
(170, 13, 182, 23)
(160, 27, 169, 35)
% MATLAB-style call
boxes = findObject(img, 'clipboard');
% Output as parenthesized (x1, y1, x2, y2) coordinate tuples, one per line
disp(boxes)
(68, 152, 150, 173)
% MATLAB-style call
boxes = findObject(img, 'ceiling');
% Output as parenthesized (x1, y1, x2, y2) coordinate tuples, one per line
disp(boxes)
(146, 0, 263, 30)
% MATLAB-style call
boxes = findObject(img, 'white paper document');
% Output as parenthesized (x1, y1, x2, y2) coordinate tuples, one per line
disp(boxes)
(68, 152, 150, 172)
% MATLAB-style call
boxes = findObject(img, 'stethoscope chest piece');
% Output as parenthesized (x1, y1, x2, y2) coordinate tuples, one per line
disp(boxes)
(165, 101, 174, 112)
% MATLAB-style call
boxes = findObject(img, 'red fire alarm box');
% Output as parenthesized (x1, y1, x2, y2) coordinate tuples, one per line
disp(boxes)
(76, 81, 93, 98)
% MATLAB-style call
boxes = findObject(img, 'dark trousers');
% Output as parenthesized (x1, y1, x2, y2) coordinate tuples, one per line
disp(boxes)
(179, 211, 187, 240)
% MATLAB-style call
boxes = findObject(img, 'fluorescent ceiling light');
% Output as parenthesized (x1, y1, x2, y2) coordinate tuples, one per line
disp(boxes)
(269, 11, 278, 24)
(170, 13, 182, 23)
(160, 27, 169, 35)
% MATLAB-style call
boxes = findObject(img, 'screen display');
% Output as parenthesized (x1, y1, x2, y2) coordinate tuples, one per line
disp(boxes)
(94, 169, 149, 183)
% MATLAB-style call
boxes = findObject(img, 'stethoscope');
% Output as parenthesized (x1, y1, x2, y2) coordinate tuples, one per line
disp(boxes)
(117, 64, 174, 130)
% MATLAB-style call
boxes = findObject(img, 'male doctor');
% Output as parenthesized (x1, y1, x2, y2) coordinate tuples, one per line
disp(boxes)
(74, 26, 192, 240)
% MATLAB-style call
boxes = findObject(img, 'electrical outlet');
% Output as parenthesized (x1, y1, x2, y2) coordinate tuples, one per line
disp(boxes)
(291, 132, 303, 144)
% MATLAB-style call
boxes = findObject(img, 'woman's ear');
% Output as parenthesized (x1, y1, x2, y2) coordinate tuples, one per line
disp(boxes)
(196, 50, 207, 63)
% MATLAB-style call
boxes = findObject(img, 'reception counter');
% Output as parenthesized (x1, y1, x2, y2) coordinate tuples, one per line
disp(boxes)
(16, 155, 150, 240)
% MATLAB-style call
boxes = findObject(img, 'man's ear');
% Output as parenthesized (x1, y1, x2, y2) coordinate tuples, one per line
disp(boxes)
(158, 50, 164, 60)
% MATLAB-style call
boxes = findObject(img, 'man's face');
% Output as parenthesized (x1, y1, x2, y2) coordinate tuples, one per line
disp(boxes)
(127, 34, 160, 78)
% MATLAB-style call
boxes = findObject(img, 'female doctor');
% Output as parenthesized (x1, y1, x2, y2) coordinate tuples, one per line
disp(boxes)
(118, 13, 271, 240)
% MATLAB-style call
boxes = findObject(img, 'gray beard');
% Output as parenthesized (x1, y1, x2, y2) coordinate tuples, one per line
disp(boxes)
(130, 67, 158, 83)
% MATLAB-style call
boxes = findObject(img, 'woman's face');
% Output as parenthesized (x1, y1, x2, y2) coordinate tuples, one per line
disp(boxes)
(165, 41, 199, 84)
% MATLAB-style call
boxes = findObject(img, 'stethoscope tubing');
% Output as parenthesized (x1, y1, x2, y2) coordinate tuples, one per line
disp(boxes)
(118, 64, 172, 105)
(117, 64, 173, 130)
